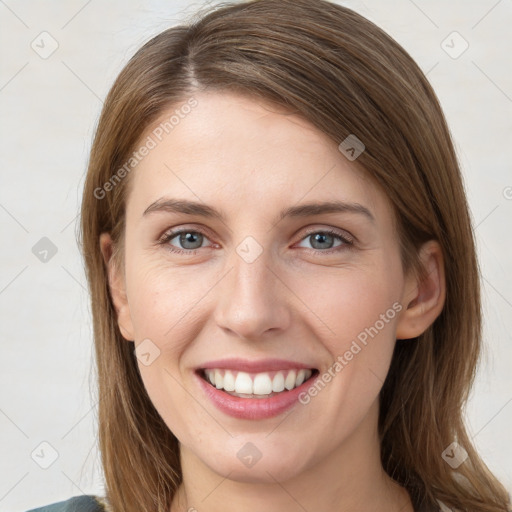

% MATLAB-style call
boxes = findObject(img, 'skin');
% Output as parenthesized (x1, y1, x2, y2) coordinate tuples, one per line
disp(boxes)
(100, 90, 446, 512)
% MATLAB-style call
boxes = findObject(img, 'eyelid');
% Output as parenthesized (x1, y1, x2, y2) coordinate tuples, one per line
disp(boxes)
(157, 224, 213, 245)
(157, 224, 354, 244)
(157, 223, 356, 255)
(299, 225, 355, 244)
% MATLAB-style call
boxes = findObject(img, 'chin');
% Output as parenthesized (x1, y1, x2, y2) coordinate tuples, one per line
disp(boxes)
(195, 436, 315, 483)
(209, 455, 308, 484)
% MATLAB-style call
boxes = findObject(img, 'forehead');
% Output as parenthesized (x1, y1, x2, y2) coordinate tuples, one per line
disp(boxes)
(126, 90, 390, 226)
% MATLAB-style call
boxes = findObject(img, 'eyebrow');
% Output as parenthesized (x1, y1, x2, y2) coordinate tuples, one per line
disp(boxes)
(142, 198, 375, 224)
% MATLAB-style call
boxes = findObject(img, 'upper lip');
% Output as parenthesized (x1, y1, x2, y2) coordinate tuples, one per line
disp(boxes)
(197, 358, 317, 373)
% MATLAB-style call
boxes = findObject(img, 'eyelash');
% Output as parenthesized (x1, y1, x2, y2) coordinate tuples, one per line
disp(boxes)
(157, 227, 354, 256)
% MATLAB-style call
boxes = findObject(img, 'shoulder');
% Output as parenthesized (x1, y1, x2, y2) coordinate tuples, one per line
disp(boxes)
(26, 495, 108, 512)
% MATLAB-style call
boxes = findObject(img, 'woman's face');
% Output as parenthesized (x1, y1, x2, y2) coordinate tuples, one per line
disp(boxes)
(106, 90, 418, 483)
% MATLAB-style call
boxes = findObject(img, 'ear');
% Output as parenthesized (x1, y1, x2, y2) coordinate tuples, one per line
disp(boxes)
(395, 240, 446, 340)
(99, 232, 135, 341)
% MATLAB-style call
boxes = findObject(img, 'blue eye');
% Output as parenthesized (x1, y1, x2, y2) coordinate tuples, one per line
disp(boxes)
(158, 227, 354, 255)
(297, 229, 353, 252)
(159, 229, 211, 255)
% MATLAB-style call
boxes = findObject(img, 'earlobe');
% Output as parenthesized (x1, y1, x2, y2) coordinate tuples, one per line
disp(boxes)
(99, 233, 135, 341)
(395, 240, 446, 340)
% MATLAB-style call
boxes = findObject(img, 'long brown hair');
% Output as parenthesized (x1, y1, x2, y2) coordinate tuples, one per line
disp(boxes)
(79, 1, 511, 511)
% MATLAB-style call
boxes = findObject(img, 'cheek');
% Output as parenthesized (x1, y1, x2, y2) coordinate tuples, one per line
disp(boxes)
(137, 360, 203, 448)
(294, 261, 402, 413)
(293, 262, 402, 355)
(126, 263, 204, 437)
(125, 255, 220, 341)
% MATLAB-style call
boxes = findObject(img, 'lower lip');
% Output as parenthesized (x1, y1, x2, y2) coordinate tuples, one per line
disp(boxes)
(195, 370, 319, 420)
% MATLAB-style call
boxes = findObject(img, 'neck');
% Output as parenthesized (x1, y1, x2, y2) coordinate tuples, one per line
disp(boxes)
(170, 400, 413, 512)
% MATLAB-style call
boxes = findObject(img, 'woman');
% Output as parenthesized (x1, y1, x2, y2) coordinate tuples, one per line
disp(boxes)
(28, 0, 511, 511)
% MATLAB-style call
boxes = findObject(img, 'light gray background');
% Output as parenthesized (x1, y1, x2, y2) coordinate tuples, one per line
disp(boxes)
(1, 1, 511, 510)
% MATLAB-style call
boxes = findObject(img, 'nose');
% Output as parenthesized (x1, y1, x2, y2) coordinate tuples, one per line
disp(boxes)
(213, 243, 292, 341)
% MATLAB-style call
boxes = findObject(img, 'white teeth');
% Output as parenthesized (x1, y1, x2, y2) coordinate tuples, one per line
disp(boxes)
(284, 370, 297, 390)
(272, 372, 285, 392)
(234, 371, 253, 394)
(295, 369, 306, 387)
(232, 392, 268, 399)
(203, 368, 315, 396)
(253, 373, 273, 395)
(214, 369, 224, 389)
(223, 370, 236, 391)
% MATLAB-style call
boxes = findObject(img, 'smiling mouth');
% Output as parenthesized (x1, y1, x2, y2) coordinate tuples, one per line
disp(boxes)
(197, 367, 319, 398)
